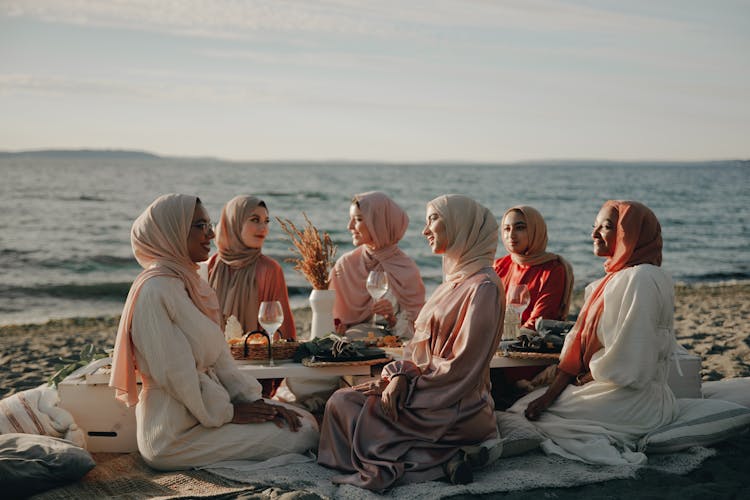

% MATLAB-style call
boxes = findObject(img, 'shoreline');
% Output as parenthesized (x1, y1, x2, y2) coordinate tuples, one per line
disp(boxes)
(1, 282, 748, 399)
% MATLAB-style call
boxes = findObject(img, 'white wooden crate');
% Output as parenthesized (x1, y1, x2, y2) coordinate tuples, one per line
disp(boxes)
(58, 358, 139, 453)
(667, 352, 702, 399)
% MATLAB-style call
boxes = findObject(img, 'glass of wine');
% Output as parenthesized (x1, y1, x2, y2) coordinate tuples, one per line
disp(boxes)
(366, 270, 389, 329)
(258, 301, 284, 366)
(506, 284, 530, 340)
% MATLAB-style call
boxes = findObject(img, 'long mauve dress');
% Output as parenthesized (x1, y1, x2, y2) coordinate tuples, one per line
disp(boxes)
(317, 267, 503, 490)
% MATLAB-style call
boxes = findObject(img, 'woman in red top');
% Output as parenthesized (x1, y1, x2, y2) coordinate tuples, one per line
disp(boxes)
(494, 205, 574, 331)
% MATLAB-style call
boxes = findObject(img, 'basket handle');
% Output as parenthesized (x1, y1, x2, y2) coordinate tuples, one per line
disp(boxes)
(243, 329, 269, 358)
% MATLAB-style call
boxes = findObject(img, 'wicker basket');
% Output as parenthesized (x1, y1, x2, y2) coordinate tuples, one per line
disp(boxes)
(229, 331, 299, 361)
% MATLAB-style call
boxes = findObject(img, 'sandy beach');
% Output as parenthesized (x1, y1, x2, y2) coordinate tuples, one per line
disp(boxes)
(2, 282, 749, 498)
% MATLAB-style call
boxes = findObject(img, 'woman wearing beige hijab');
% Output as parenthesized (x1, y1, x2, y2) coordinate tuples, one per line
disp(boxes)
(317, 194, 504, 490)
(494, 205, 574, 331)
(110, 194, 318, 471)
(207, 195, 295, 339)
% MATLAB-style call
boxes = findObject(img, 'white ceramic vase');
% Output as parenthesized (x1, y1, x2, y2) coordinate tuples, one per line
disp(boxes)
(309, 289, 336, 339)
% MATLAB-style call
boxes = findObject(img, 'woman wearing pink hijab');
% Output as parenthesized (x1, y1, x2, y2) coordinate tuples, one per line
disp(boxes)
(109, 194, 318, 471)
(207, 195, 295, 339)
(510, 200, 679, 465)
(494, 205, 574, 331)
(330, 191, 425, 336)
(318, 194, 504, 490)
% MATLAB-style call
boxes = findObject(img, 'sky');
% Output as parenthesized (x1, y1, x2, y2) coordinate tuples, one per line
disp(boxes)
(1, 0, 749, 162)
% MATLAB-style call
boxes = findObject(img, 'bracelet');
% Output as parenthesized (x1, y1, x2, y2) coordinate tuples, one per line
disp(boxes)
(575, 374, 584, 385)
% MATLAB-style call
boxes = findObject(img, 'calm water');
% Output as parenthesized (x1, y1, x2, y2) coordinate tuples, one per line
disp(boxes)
(1, 157, 748, 325)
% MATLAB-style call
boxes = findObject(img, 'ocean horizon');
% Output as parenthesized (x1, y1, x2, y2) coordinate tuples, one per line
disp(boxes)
(1, 153, 748, 326)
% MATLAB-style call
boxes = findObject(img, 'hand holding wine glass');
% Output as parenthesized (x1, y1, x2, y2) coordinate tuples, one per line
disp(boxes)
(366, 270, 389, 328)
(258, 301, 284, 366)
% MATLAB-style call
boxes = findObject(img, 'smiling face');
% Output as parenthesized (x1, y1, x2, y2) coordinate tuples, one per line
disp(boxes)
(240, 205, 270, 249)
(348, 203, 374, 248)
(187, 201, 214, 262)
(423, 206, 448, 254)
(592, 205, 618, 257)
(502, 209, 529, 255)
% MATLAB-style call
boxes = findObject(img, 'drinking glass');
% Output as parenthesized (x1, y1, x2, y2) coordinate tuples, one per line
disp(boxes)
(258, 301, 283, 366)
(366, 270, 389, 328)
(506, 284, 530, 340)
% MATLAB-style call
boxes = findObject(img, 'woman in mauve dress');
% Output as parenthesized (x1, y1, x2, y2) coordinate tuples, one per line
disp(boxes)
(317, 194, 505, 490)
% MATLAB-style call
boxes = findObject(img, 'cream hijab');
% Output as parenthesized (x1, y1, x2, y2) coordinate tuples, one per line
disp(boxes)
(330, 191, 425, 324)
(502, 205, 575, 319)
(208, 195, 264, 331)
(110, 194, 221, 407)
(409, 194, 501, 366)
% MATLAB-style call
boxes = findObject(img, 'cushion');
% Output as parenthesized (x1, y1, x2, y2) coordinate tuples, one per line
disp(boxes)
(702, 378, 750, 408)
(0, 433, 96, 496)
(0, 385, 86, 447)
(641, 398, 750, 454)
(495, 410, 545, 457)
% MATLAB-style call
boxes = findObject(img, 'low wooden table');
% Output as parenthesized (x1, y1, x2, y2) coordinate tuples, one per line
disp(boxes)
(235, 359, 375, 380)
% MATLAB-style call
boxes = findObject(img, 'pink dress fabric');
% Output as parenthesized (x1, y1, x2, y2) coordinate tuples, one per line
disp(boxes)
(318, 194, 504, 490)
(330, 191, 425, 328)
(110, 194, 221, 407)
(207, 195, 295, 339)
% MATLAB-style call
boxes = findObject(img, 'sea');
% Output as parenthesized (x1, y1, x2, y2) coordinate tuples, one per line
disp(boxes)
(1, 156, 748, 326)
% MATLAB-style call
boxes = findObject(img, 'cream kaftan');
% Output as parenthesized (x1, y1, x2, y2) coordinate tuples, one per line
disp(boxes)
(510, 264, 679, 464)
(130, 276, 318, 470)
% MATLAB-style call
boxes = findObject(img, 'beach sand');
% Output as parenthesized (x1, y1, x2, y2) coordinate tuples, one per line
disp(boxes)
(2, 282, 749, 498)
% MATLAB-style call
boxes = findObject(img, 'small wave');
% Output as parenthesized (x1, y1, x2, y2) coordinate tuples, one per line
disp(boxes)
(679, 271, 750, 283)
(2, 282, 132, 300)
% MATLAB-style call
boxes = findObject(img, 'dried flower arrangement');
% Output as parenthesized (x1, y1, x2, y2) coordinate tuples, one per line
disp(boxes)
(277, 213, 337, 290)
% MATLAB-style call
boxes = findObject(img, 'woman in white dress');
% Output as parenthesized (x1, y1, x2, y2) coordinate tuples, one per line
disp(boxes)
(510, 200, 679, 465)
(109, 194, 318, 471)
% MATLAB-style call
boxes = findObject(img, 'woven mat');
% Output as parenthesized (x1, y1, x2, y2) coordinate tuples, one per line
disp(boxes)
(30, 452, 266, 500)
(302, 356, 391, 367)
(503, 351, 560, 360)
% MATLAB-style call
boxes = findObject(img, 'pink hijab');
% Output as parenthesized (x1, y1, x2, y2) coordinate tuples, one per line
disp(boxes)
(503, 205, 575, 319)
(559, 200, 662, 376)
(330, 191, 425, 325)
(207, 195, 264, 331)
(110, 194, 221, 407)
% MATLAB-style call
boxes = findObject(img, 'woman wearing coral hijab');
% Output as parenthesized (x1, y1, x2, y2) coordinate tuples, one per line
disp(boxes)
(109, 194, 318, 471)
(318, 194, 504, 490)
(330, 191, 426, 337)
(510, 200, 679, 465)
(207, 195, 295, 340)
(494, 205, 574, 330)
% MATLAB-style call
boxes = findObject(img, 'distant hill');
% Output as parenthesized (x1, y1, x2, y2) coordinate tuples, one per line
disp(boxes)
(0, 149, 161, 159)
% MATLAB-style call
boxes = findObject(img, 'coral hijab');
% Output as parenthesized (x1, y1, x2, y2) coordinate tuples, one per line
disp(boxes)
(207, 195, 264, 331)
(503, 205, 575, 319)
(331, 191, 425, 325)
(110, 194, 221, 406)
(558, 200, 663, 376)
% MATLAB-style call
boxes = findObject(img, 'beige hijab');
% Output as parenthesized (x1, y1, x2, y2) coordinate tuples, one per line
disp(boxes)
(110, 194, 221, 407)
(331, 191, 425, 325)
(207, 195, 264, 331)
(503, 205, 575, 319)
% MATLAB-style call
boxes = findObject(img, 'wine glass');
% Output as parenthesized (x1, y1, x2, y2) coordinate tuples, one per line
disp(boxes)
(366, 270, 389, 329)
(258, 301, 283, 366)
(506, 284, 530, 341)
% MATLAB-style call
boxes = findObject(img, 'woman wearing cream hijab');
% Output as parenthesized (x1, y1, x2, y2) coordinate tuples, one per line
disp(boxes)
(494, 205, 574, 331)
(109, 194, 318, 471)
(318, 194, 504, 490)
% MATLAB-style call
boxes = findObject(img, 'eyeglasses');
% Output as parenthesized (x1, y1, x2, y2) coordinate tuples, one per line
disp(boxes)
(191, 221, 214, 233)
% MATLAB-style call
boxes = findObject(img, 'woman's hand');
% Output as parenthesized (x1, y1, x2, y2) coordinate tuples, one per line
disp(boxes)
(335, 322, 348, 334)
(231, 400, 278, 424)
(354, 378, 388, 394)
(372, 299, 394, 318)
(574, 371, 593, 386)
(379, 375, 407, 422)
(269, 404, 304, 432)
(524, 393, 554, 421)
